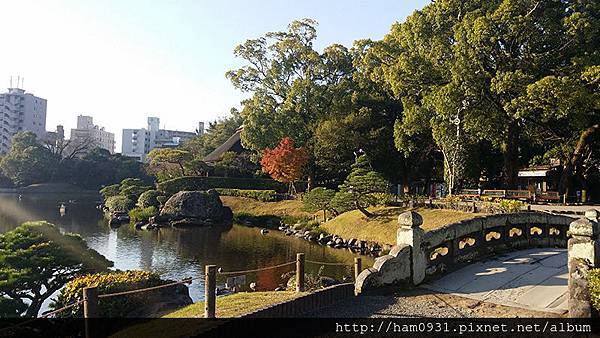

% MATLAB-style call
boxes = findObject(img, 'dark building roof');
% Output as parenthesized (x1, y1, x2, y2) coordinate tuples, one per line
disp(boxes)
(203, 126, 244, 163)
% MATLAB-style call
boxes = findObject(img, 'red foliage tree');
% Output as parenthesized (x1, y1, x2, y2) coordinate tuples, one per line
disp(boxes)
(260, 137, 309, 194)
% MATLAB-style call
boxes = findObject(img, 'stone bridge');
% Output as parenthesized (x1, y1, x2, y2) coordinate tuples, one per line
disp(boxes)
(356, 210, 599, 317)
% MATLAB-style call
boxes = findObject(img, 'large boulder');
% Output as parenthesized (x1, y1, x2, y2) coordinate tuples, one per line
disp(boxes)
(160, 190, 228, 226)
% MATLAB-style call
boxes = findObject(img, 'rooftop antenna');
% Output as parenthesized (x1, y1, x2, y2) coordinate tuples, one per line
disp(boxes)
(10, 76, 12, 88)
(17, 76, 20, 89)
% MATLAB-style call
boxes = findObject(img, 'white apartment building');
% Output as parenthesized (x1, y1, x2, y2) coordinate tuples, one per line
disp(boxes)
(0, 87, 47, 153)
(122, 117, 202, 161)
(70, 115, 115, 153)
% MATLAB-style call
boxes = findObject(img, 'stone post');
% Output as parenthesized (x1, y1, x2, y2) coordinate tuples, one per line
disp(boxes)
(567, 210, 599, 318)
(397, 211, 426, 285)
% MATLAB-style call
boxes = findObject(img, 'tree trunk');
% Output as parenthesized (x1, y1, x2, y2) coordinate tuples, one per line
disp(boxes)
(502, 122, 520, 189)
(355, 201, 373, 217)
(25, 299, 43, 318)
(558, 124, 599, 196)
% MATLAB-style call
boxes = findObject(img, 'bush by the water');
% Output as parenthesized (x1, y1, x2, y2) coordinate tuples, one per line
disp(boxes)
(157, 176, 303, 196)
(137, 190, 163, 208)
(52, 271, 171, 317)
(100, 184, 120, 200)
(589, 268, 600, 312)
(129, 206, 158, 223)
(105, 195, 136, 213)
(215, 188, 278, 202)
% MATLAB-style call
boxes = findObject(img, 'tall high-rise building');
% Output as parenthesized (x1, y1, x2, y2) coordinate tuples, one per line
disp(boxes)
(70, 115, 115, 153)
(0, 87, 47, 153)
(122, 117, 200, 161)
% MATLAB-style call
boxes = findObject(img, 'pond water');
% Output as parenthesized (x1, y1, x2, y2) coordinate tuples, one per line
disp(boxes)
(0, 193, 373, 304)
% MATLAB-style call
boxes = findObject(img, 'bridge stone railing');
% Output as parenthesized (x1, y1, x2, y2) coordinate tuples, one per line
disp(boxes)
(355, 209, 599, 317)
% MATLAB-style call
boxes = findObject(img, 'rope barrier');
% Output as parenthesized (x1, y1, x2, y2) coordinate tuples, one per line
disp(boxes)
(218, 261, 296, 276)
(98, 278, 193, 299)
(305, 259, 351, 266)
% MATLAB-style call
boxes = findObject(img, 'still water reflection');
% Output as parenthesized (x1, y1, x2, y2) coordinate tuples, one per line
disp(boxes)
(0, 193, 373, 302)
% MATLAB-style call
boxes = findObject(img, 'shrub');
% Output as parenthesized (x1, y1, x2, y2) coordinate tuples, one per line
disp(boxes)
(100, 184, 120, 200)
(215, 188, 278, 202)
(156, 195, 168, 205)
(128, 206, 158, 223)
(303, 187, 335, 216)
(137, 190, 162, 208)
(51, 271, 167, 318)
(156, 176, 302, 196)
(589, 268, 600, 311)
(105, 195, 136, 213)
(120, 185, 152, 200)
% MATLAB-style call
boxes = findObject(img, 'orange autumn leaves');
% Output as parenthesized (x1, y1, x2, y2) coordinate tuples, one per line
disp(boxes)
(260, 137, 309, 185)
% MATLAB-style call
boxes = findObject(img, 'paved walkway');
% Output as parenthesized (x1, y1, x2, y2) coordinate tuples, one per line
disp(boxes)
(311, 248, 568, 318)
(423, 248, 568, 314)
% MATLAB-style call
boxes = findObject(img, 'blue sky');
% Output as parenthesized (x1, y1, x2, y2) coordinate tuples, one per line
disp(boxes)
(0, 0, 429, 150)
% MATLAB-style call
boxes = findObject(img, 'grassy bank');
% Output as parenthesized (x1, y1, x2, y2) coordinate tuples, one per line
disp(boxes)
(220, 196, 483, 246)
(322, 207, 482, 245)
(220, 196, 311, 219)
(164, 291, 303, 318)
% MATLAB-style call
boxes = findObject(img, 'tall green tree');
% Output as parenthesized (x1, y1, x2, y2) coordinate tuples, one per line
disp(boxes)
(226, 19, 355, 187)
(0, 222, 112, 317)
(0, 132, 58, 186)
(378, 0, 597, 189)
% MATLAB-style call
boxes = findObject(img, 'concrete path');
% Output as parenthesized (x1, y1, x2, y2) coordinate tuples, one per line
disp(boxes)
(422, 248, 568, 314)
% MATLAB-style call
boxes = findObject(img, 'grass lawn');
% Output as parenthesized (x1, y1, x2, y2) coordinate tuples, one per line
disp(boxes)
(111, 291, 304, 338)
(220, 196, 312, 218)
(164, 291, 303, 318)
(322, 207, 483, 245)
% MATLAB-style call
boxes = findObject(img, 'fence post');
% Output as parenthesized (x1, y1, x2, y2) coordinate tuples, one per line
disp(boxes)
(204, 265, 217, 318)
(354, 257, 362, 281)
(296, 253, 305, 292)
(83, 286, 98, 338)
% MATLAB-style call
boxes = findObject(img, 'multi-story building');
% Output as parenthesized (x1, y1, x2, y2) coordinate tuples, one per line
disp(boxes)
(70, 115, 115, 153)
(0, 87, 47, 153)
(122, 117, 201, 161)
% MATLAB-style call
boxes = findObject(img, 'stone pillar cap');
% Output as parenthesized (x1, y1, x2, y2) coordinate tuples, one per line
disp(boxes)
(398, 211, 423, 228)
(585, 209, 599, 221)
(569, 217, 599, 237)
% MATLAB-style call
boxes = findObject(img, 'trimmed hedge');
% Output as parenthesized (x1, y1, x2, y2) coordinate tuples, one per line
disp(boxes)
(105, 195, 136, 213)
(215, 188, 279, 202)
(590, 268, 600, 311)
(157, 176, 306, 195)
(52, 271, 166, 318)
(137, 190, 163, 208)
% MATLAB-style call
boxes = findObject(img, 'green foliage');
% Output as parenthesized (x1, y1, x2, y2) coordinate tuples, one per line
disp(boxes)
(52, 270, 166, 318)
(338, 155, 389, 217)
(137, 190, 162, 208)
(0, 132, 58, 186)
(128, 206, 158, 223)
(590, 269, 600, 312)
(105, 195, 136, 213)
(157, 176, 298, 196)
(215, 188, 278, 202)
(303, 187, 335, 212)
(0, 222, 112, 317)
(100, 184, 120, 200)
(120, 185, 152, 200)
(330, 191, 355, 215)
